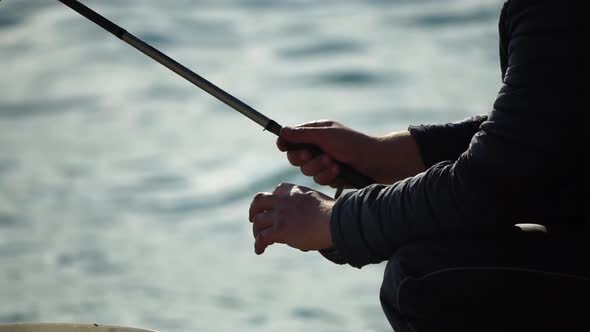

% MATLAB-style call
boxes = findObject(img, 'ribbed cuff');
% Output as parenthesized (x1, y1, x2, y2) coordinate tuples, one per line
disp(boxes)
(408, 124, 432, 167)
(327, 188, 380, 269)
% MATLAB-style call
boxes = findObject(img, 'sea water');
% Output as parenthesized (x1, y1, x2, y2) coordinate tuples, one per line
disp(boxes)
(0, 0, 503, 331)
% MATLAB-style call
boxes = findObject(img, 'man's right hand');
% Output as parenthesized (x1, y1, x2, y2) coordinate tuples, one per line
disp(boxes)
(276, 120, 426, 187)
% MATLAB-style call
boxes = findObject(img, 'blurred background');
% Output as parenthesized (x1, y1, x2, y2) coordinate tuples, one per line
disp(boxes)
(0, 0, 503, 331)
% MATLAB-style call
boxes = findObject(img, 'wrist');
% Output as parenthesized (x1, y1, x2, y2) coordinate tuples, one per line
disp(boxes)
(371, 131, 426, 183)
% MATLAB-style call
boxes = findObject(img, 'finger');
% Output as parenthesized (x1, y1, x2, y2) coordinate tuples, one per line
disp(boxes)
(253, 223, 273, 240)
(293, 120, 334, 129)
(313, 164, 340, 186)
(286, 149, 311, 166)
(276, 137, 289, 152)
(249, 193, 276, 222)
(279, 120, 335, 150)
(280, 126, 332, 145)
(289, 184, 313, 195)
(273, 183, 295, 196)
(255, 228, 280, 255)
(300, 154, 333, 177)
(252, 211, 273, 237)
(254, 234, 266, 255)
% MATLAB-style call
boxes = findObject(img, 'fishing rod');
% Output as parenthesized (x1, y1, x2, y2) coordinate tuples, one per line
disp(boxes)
(56, 0, 375, 197)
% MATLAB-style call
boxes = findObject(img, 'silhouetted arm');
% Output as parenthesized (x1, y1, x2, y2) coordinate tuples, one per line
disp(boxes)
(327, 0, 588, 268)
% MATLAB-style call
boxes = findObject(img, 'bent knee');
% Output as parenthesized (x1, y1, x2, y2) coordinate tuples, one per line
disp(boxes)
(380, 243, 432, 318)
(379, 241, 466, 319)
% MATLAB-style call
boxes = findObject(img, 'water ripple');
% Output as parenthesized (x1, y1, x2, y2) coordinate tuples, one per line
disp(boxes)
(0, 311, 38, 324)
(0, 159, 18, 174)
(109, 166, 298, 216)
(114, 155, 166, 173)
(213, 294, 244, 310)
(0, 14, 19, 28)
(291, 306, 341, 322)
(0, 96, 97, 119)
(137, 31, 175, 46)
(308, 69, 389, 86)
(57, 249, 125, 275)
(117, 174, 190, 194)
(245, 314, 268, 327)
(407, 6, 499, 28)
(278, 39, 366, 59)
(0, 0, 54, 28)
(0, 213, 19, 228)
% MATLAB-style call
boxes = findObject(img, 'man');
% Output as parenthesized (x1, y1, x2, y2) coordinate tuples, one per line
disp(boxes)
(249, 1, 589, 330)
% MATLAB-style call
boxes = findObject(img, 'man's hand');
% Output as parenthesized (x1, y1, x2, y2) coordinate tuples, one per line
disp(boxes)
(277, 120, 426, 186)
(248, 183, 334, 255)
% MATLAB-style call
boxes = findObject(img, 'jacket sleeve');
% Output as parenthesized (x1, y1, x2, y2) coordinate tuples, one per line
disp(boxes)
(408, 116, 487, 168)
(328, 0, 588, 268)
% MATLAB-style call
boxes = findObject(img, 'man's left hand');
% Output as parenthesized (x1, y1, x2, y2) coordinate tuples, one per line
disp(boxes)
(248, 183, 335, 255)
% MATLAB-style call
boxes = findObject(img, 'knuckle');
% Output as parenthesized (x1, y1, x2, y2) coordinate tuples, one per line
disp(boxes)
(297, 150, 309, 160)
(301, 165, 313, 176)
(314, 174, 330, 186)
(250, 193, 270, 220)
(254, 220, 266, 232)
(252, 212, 261, 224)
(303, 159, 325, 176)
(274, 183, 291, 194)
(313, 174, 322, 184)
(313, 119, 331, 127)
(287, 152, 301, 166)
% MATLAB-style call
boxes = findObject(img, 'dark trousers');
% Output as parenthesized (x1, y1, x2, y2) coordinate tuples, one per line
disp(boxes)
(379, 225, 590, 332)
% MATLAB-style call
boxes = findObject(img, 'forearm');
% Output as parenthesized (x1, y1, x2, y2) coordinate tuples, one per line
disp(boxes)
(351, 115, 486, 184)
(366, 131, 426, 184)
(328, 159, 503, 268)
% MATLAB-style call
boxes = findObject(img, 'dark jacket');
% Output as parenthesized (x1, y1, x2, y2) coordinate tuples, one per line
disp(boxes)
(324, 0, 589, 268)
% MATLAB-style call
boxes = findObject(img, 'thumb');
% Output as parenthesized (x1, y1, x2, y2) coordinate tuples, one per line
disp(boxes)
(255, 228, 280, 255)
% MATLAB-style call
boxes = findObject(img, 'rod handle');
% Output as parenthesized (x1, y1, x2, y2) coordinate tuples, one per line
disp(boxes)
(285, 143, 375, 190)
